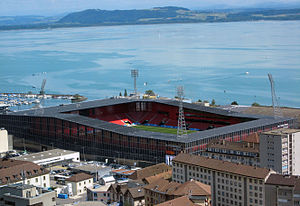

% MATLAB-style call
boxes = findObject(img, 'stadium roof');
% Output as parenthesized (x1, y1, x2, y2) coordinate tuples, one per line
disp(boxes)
(7, 98, 294, 143)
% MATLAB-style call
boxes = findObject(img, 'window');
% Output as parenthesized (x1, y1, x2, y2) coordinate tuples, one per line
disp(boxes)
(36, 178, 38, 182)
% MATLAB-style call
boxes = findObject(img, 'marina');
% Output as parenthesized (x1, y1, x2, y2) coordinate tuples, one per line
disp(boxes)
(0, 93, 87, 111)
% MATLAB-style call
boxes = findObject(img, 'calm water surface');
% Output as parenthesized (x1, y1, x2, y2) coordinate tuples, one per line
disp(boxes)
(0, 21, 300, 107)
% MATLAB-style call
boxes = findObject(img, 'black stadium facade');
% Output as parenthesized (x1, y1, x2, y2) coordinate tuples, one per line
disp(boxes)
(0, 98, 295, 164)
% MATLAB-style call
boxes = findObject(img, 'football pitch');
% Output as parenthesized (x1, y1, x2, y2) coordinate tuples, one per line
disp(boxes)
(134, 125, 197, 134)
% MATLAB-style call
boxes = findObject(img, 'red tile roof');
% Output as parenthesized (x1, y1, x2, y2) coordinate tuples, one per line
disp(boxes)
(0, 158, 49, 185)
(66, 173, 93, 182)
(156, 196, 197, 206)
(129, 163, 171, 180)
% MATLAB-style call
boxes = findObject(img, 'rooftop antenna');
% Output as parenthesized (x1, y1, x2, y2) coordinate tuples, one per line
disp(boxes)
(131, 69, 138, 96)
(268, 73, 282, 118)
(177, 85, 187, 138)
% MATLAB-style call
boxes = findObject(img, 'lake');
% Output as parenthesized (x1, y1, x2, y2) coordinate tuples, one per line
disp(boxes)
(0, 21, 300, 107)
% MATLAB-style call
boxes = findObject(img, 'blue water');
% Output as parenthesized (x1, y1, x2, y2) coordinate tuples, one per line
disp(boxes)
(0, 21, 300, 107)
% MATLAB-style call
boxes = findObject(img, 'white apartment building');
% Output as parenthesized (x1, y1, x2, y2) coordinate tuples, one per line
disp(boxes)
(260, 128, 300, 175)
(66, 173, 93, 196)
(172, 153, 273, 206)
(0, 158, 50, 188)
(0, 129, 9, 153)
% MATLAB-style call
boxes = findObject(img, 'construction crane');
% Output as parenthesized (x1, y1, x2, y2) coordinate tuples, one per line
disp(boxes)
(39, 79, 47, 95)
(268, 74, 282, 118)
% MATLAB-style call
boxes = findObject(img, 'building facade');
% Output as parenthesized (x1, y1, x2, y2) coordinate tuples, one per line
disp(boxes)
(260, 128, 300, 175)
(66, 173, 93, 196)
(172, 153, 273, 206)
(0, 184, 56, 206)
(265, 174, 300, 206)
(0, 158, 50, 188)
(87, 184, 112, 204)
(199, 139, 259, 166)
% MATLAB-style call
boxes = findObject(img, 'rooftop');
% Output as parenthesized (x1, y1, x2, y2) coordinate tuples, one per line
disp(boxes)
(173, 153, 272, 179)
(206, 139, 259, 153)
(12, 149, 78, 163)
(129, 163, 171, 180)
(156, 196, 197, 206)
(0, 158, 49, 185)
(144, 170, 172, 184)
(66, 173, 93, 182)
(7, 98, 293, 143)
(143, 179, 181, 195)
(262, 128, 300, 136)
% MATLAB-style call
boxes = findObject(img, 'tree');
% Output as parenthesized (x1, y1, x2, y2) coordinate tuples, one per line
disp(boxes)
(231, 101, 238, 105)
(197, 99, 202, 102)
(145, 90, 155, 96)
(124, 89, 128, 97)
(211, 99, 216, 106)
(252, 102, 260, 107)
(119, 92, 122, 96)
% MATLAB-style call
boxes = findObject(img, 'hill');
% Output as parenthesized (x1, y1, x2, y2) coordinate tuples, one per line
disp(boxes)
(1, 7, 300, 30)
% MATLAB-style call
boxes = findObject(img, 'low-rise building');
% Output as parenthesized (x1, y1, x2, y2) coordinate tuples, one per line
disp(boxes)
(124, 186, 145, 206)
(199, 139, 260, 166)
(143, 170, 172, 184)
(0, 158, 50, 188)
(172, 153, 273, 206)
(0, 183, 56, 206)
(66, 173, 93, 196)
(71, 163, 111, 182)
(87, 184, 112, 204)
(260, 128, 300, 175)
(265, 174, 300, 206)
(144, 178, 211, 206)
(108, 180, 145, 205)
(12, 149, 80, 167)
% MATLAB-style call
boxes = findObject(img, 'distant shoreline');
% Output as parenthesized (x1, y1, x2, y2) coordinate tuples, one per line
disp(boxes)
(1, 7, 300, 31)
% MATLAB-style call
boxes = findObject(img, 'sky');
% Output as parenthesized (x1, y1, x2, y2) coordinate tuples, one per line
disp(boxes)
(1, 0, 300, 16)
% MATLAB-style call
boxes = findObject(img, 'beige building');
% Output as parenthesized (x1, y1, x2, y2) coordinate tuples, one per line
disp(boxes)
(0, 183, 56, 206)
(172, 153, 273, 206)
(265, 174, 300, 206)
(260, 128, 300, 175)
(0, 129, 9, 153)
(0, 158, 50, 188)
(199, 139, 260, 167)
(66, 173, 93, 196)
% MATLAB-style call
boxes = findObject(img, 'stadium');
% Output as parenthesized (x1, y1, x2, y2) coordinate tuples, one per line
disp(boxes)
(0, 98, 295, 164)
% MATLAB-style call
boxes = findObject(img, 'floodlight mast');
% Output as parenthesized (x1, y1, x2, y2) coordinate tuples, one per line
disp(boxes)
(177, 85, 188, 138)
(131, 69, 139, 95)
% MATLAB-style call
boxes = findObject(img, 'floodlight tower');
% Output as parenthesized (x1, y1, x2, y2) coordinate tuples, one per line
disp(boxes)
(131, 69, 139, 95)
(268, 73, 282, 118)
(177, 85, 188, 137)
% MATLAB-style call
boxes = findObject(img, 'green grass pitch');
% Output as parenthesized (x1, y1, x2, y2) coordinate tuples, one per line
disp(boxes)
(134, 125, 197, 134)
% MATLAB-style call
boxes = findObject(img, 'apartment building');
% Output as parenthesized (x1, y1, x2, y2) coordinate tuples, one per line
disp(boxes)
(260, 128, 300, 175)
(0, 158, 50, 188)
(66, 173, 93, 195)
(265, 174, 300, 206)
(199, 139, 259, 166)
(172, 153, 273, 206)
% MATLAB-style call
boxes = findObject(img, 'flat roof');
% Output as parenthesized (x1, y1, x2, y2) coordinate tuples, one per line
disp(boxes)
(262, 128, 300, 135)
(6, 98, 295, 143)
(12, 149, 78, 162)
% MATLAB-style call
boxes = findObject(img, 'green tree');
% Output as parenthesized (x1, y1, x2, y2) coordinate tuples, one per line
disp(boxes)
(231, 101, 238, 105)
(119, 92, 122, 96)
(197, 99, 202, 102)
(145, 90, 155, 96)
(124, 89, 128, 97)
(211, 99, 216, 106)
(252, 102, 260, 107)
